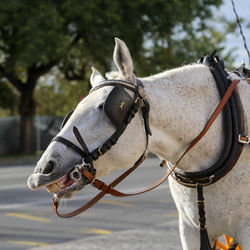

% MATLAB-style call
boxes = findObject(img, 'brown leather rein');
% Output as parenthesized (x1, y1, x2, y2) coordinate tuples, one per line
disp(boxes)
(53, 79, 240, 218)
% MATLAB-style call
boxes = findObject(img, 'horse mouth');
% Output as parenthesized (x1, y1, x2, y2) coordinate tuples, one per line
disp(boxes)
(46, 173, 83, 199)
(46, 174, 75, 193)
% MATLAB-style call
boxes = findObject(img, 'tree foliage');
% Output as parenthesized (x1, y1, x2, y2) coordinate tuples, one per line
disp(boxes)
(35, 70, 89, 116)
(0, 82, 17, 115)
(0, 0, 235, 153)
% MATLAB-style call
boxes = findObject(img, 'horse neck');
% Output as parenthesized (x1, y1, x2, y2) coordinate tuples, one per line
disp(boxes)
(142, 64, 224, 172)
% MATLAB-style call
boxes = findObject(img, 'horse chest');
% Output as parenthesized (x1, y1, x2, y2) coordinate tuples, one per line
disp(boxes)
(169, 147, 250, 234)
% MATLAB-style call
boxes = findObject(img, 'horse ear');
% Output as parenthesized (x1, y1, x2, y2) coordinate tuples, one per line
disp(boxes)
(90, 67, 105, 88)
(113, 38, 134, 81)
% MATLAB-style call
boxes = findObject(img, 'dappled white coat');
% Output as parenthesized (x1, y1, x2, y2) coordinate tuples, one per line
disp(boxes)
(143, 64, 250, 249)
(28, 38, 250, 249)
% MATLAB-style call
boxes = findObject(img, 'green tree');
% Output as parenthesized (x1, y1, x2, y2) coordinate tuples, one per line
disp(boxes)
(0, 82, 17, 115)
(35, 70, 89, 116)
(0, 0, 229, 153)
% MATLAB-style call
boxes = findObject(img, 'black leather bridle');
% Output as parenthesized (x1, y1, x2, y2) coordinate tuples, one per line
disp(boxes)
(52, 78, 152, 185)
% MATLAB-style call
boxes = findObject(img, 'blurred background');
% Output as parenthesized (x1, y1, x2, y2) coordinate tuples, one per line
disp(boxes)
(0, 0, 249, 157)
(0, 0, 249, 249)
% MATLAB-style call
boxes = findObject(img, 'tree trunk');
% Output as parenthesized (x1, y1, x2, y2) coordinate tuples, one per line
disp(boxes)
(2, 62, 56, 154)
(19, 87, 36, 154)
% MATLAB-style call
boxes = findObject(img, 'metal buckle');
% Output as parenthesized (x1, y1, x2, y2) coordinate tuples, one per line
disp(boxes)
(98, 145, 103, 156)
(134, 97, 140, 104)
(238, 134, 249, 144)
(90, 178, 97, 186)
(230, 70, 243, 81)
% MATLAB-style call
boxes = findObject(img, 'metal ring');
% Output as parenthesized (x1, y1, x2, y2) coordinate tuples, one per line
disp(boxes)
(230, 70, 243, 81)
(69, 168, 82, 181)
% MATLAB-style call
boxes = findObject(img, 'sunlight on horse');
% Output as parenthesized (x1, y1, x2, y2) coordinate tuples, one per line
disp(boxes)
(27, 38, 250, 249)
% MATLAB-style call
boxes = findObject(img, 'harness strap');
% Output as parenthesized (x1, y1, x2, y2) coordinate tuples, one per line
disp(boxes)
(174, 53, 245, 186)
(53, 88, 149, 217)
(88, 79, 240, 197)
(52, 153, 147, 218)
(53, 79, 240, 217)
(73, 126, 90, 154)
(91, 161, 175, 197)
(196, 183, 212, 250)
(52, 136, 87, 158)
(89, 80, 138, 94)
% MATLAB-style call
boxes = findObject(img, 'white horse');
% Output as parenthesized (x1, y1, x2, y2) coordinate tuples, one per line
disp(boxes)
(28, 38, 250, 249)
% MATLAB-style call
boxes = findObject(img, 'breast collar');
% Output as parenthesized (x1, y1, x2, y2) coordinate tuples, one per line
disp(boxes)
(52, 78, 152, 186)
(171, 52, 247, 187)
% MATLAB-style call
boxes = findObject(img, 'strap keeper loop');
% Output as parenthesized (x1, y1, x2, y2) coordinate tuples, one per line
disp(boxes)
(82, 169, 95, 182)
(92, 179, 110, 193)
(238, 134, 249, 144)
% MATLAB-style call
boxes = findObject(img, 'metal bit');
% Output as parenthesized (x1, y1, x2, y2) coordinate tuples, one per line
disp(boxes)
(69, 167, 82, 181)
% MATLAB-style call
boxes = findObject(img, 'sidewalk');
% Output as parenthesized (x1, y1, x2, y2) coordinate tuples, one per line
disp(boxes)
(31, 220, 181, 250)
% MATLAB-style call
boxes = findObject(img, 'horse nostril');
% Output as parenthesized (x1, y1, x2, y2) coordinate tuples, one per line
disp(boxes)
(43, 161, 55, 174)
(34, 168, 42, 174)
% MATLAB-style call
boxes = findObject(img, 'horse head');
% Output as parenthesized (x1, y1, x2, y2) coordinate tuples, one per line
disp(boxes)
(27, 38, 147, 200)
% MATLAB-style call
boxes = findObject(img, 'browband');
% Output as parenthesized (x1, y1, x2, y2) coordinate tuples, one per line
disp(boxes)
(89, 79, 138, 94)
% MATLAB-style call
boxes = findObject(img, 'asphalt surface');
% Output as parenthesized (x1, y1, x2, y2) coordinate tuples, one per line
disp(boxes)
(0, 157, 182, 250)
(31, 221, 180, 250)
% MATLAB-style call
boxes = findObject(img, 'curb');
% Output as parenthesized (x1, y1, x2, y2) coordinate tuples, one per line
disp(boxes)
(30, 220, 181, 250)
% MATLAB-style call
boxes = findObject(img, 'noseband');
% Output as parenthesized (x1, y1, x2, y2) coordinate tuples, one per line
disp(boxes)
(52, 78, 152, 186)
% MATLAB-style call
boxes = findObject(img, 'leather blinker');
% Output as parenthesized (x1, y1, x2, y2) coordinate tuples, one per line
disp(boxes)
(104, 85, 134, 128)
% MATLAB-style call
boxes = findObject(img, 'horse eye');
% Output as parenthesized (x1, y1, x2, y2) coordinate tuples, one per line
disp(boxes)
(98, 103, 104, 110)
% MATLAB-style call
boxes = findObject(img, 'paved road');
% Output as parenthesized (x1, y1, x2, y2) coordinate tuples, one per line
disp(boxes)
(0, 158, 181, 250)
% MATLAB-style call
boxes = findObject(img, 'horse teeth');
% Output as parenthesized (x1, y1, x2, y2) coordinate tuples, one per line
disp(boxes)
(46, 180, 64, 193)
